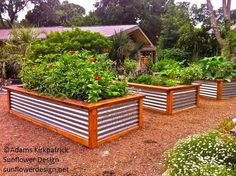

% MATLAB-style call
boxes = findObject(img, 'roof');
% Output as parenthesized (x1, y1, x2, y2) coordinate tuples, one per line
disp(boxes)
(0, 25, 155, 47)
(80, 25, 138, 37)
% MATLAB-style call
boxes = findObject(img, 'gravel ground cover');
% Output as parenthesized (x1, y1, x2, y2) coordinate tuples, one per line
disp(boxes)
(0, 95, 235, 176)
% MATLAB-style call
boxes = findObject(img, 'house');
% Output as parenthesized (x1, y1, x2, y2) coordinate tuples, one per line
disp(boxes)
(0, 25, 156, 60)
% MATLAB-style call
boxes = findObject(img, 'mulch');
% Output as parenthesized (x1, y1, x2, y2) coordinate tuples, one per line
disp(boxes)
(0, 95, 235, 176)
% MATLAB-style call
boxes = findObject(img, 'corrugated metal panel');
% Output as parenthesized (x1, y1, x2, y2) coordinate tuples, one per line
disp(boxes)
(222, 80, 236, 98)
(97, 100, 139, 141)
(173, 88, 197, 111)
(10, 92, 89, 139)
(128, 87, 167, 111)
(198, 81, 217, 98)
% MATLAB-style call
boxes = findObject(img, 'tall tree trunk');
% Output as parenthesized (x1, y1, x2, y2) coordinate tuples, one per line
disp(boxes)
(222, 0, 231, 33)
(206, 0, 231, 56)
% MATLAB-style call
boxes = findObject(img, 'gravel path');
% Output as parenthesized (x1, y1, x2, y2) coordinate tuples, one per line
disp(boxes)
(0, 95, 235, 176)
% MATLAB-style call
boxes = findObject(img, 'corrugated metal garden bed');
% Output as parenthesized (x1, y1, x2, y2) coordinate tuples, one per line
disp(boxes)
(196, 79, 236, 100)
(128, 83, 200, 115)
(4, 86, 144, 148)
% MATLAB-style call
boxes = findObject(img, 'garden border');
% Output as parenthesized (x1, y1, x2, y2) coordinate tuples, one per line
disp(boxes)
(4, 86, 144, 148)
(128, 83, 200, 115)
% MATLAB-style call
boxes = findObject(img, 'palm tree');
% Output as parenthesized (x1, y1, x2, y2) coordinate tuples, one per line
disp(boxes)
(109, 31, 143, 74)
(0, 26, 39, 80)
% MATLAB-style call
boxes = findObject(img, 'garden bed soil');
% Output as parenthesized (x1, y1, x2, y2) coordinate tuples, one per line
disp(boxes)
(0, 95, 235, 176)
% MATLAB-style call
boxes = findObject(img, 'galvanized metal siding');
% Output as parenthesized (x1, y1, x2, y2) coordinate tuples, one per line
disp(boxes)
(198, 80, 217, 98)
(97, 100, 139, 141)
(173, 88, 197, 111)
(222, 80, 236, 98)
(128, 87, 167, 112)
(10, 92, 89, 139)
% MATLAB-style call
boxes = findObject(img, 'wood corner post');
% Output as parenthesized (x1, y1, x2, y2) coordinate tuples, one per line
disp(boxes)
(7, 90, 11, 112)
(88, 108, 98, 148)
(166, 90, 173, 115)
(139, 98, 143, 128)
(196, 85, 200, 107)
(217, 80, 223, 100)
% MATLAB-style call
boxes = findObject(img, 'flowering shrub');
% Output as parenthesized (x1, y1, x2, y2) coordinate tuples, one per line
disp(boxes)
(20, 50, 128, 102)
(165, 132, 236, 176)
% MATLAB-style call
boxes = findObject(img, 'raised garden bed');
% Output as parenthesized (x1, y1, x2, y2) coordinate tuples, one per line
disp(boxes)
(128, 83, 200, 115)
(196, 79, 236, 100)
(4, 86, 144, 148)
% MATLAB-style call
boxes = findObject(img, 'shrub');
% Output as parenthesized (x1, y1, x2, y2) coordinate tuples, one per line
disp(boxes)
(135, 74, 153, 85)
(20, 50, 128, 102)
(153, 59, 183, 78)
(179, 64, 202, 85)
(227, 29, 236, 57)
(165, 132, 236, 176)
(124, 59, 137, 76)
(217, 119, 236, 134)
(198, 56, 236, 81)
(29, 28, 112, 61)
(153, 59, 181, 72)
(157, 49, 191, 62)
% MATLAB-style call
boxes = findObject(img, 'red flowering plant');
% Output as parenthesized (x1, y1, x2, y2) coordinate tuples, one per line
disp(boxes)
(20, 50, 128, 102)
(68, 51, 76, 55)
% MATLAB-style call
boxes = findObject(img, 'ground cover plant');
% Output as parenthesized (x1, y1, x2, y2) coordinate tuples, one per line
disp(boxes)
(127, 58, 202, 87)
(198, 56, 236, 81)
(165, 123, 236, 176)
(20, 50, 128, 102)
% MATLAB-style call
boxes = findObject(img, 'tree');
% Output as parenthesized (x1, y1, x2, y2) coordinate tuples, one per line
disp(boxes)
(25, 0, 60, 26)
(158, 0, 221, 59)
(67, 12, 101, 26)
(206, 0, 232, 55)
(0, 0, 31, 28)
(25, 0, 86, 27)
(158, 0, 192, 49)
(54, 1, 85, 26)
(94, 0, 166, 44)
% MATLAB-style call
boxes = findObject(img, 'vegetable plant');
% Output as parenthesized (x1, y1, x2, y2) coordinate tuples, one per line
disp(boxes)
(20, 50, 128, 102)
(198, 56, 236, 81)
(132, 59, 202, 87)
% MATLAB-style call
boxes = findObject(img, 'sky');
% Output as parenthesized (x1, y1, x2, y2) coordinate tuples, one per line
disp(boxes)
(18, 0, 236, 21)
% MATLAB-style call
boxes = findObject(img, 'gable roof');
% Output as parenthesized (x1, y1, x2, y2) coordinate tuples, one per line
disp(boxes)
(0, 25, 155, 47)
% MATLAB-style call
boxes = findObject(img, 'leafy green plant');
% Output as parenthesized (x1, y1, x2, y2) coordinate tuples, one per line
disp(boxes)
(179, 64, 202, 85)
(134, 74, 178, 87)
(165, 131, 236, 176)
(20, 50, 128, 102)
(198, 56, 236, 81)
(135, 74, 153, 85)
(153, 59, 181, 72)
(124, 59, 137, 76)
(29, 28, 112, 61)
